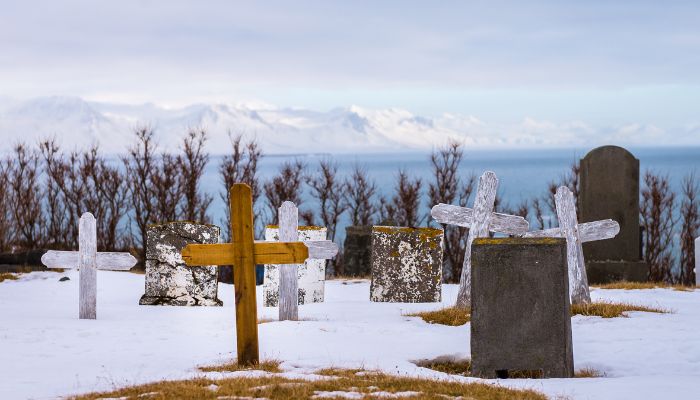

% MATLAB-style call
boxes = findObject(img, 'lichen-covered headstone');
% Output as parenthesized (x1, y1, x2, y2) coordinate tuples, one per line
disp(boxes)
(370, 226, 443, 303)
(263, 225, 327, 306)
(471, 237, 574, 378)
(139, 222, 222, 306)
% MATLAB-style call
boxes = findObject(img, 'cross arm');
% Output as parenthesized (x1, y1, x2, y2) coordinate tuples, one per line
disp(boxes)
(522, 219, 620, 243)
(41, 251, 137, 270)
(431, 203, 529, 235)
(181, 240, 338, 266)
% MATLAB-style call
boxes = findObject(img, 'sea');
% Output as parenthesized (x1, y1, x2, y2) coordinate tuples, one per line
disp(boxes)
(200, 146, 700, 243)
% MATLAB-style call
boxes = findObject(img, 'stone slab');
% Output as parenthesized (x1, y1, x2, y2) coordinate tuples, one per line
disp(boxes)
(586, 260, 648, 284)
(370, 226, 443, 303)
(342, 225, 373, 277)
(262, 225, 327, 307)
(471, 237, 574, 379)
(139, 222, 222, 306)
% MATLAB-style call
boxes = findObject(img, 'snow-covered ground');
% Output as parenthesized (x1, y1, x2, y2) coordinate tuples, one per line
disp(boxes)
(1, 270, 698, 400)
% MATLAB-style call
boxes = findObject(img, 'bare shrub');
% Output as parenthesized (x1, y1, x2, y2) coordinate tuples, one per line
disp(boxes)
(428, 142, 475, 282)
(679, 172, 699, 286)
(537, 160, 580, 228)
(640, 171, 676, 283)
(219, 133, 263, 240)
(7, 144, 44, 249)
(306, 160, 347, 241)
(389, 170, 423, 227)
(343, 164, 377, 226)
(39, 138, 68, 249)
(263, 160, 307, 225)
(0, 157, 11, 251)
(178, 128, 212, 223)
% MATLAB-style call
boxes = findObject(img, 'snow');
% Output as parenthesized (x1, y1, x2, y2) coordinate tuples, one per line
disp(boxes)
(1, 270, 699, 400)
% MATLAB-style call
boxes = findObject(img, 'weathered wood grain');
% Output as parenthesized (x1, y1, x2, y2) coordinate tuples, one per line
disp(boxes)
(278, 201, 300, 321)
(431, 203, 529, 235)
(79, 212, 97, 320)
(41, 251, 137, 270)
(523, 219, 620, 243)
(555, 186, 591, 305)
(231, 184, 260, 365)
(455, 171, 499, 309)
(182, 241, 337, 266)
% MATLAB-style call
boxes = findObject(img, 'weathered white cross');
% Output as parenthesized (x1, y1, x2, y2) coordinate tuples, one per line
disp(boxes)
(274, 201, 337, 321)
(523, 186, 620, 304)
(41, 212, 138, 319)
(431, 171, 530, 309)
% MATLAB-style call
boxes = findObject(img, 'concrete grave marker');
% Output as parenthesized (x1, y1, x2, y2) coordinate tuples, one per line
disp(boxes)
(342, 225, 373, 277)
(263, 222, 328, 309)
(370, 226, 444, 303)
(139, 222, 222, 306)
(41, 212, 137, 319)
(180, 184, 338, 365)
(471, 237, 574, 379)
(524, 186, 620, 304)
(579, 145, 648, 282)
(431, 171, 530, 308)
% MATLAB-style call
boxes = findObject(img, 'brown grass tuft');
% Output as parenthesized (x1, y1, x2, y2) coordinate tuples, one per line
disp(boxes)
(198, 359, 282, 373)
(574, 367, 605, 378)
(570, 301, 670, 318)
(415, 357, 471, 376)
(405, 306, 471, 326)
(0, 272, 19, 282)
(595, 281, 693, 292)
(70, 368, 547, 400)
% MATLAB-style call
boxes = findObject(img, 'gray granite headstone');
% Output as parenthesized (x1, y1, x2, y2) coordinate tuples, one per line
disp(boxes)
(370, 226, 443, 303)
(342, 225, 373, 277)
(139, 222, 223, 306)
(580, 145, 648, 283)
(471, 237, 574, 379)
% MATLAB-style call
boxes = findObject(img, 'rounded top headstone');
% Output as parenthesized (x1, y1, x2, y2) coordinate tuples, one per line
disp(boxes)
(582, 145, 638, 163)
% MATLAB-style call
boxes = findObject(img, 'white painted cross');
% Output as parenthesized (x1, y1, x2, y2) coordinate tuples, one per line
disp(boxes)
(431, 171, 530, 309)
(275, 201, 338, 321)
(41, 212, 138, 319)
(523, 186, 620, 304)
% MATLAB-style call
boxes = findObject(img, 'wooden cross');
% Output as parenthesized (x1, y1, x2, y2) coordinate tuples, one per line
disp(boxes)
(41, 212, 138, 319)
(431, 171, 530, 309)
(180, 184, 338, 365)
(523, 186, 620, 304)
(274, 201, 337, 321)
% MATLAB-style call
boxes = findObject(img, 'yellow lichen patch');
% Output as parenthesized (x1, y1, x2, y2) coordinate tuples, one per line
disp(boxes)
(473, 237, 563, 246)
(266, 225, 326, 231)
(0, 272, 20, 283)
(70, 368, 547, 400)
(405, 306, 471, 326)
(373, 226, 443, 239)
(594, 281, 694, 292)
(198, 359, 282, 373)
(570, 301, 670, 318)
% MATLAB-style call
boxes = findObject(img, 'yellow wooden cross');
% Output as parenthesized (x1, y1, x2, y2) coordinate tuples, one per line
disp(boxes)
(180, 183, 334, 365)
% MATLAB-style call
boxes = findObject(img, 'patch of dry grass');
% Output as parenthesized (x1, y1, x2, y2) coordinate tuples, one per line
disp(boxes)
(71, 368, 547, 400)
(0, 272, 19, 282)
(574, 367, 605, 378)
(415, 356, 471, 376)
(198, 359, 282, 373)
(406, 306, 471, 326)
(595, 281, 693, 292)
(570, 301, 670, 318)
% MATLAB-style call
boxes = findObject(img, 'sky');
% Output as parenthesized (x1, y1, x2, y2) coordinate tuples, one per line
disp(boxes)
(1, 0, 699, 138)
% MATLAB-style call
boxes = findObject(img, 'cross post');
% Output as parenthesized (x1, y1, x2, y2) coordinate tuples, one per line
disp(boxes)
(180, 184, 338, 365)
(431, 171, 530, 309)
(524, 186, 620, 304)
(41, 212, 138, 319)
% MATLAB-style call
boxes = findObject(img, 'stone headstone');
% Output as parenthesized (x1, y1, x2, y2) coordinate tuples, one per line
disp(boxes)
(342, 225, 373, 277)
(263, 225, 328, 306)
(579, 145, 648, 283)
(471, 237, 574, 379)
(370, 226, 443, 303)
(139, 222, 222, 306)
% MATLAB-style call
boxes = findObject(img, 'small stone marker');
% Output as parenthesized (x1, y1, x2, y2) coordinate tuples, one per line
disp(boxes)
(471, 237, 574, 379)
(695, 237, 699, 287)
(41, 212, 137, 319)
(263, 223, 328, 308)
(370, 226, 444, 303)
(180, 184, 338, 365)
(524, 186, 620, 304)
(431, 171, 530, 308)
(579, 145, 648, 282)
(139, 222, 222, 306)
(342, 225, 373, 277)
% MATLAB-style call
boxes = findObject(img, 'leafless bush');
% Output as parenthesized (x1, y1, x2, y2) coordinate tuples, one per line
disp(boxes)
(537, 160, 580, 227)
(178, 128, 212, 223)
(0, 157, 11, 251)
(7, 144, 44, 249)
(306, 160, 347, 241)
(343, 164, 377, 226)
(427, 142, 475, 282)
(219, 133, 263, 240)
(679, 172, 699, 286)
(381, 169, 422, 227)
(263, 160, 310, 225)
(39, 139, 68, 249)
(640, 171, 676, 283)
